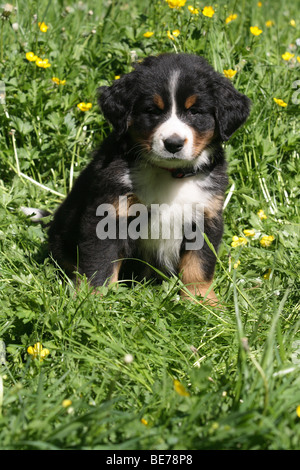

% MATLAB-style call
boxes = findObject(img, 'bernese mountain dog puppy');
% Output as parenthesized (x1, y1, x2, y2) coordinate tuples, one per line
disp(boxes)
(48, 53, 250, 302)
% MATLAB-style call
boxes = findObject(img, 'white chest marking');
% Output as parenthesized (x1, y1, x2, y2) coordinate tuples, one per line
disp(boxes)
(131, 165, 213, 272)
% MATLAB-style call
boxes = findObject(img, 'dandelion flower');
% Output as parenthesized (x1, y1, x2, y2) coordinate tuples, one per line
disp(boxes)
(27, 342, 49, 361)
(290, 19, 296, 27)
(257, 209, 267, 220)
(273, 98, 287, 107)
(282, 51, 294, 61)
(243, 229, 256, 237)
(263, 268, 272, 280)
(124, 353, 134, 364)
(188, 6, 199, 15)
(233, 260, 240, 269)
(231, 236, 247, 248)
(225, 14, 237, 24)
(174, 380, 190, 397)
(141, 418, 148, 425)
(172, 29, 180, 37)
(52, 77, 66, 85)
(202, 6, 215, 18)
(167, 30, 180, 40)
(265, 20, 274, 27)
(260, 235, 275, 248)
(62, 399, 72, 408)
(296, 405, 300, 418)
(114, 75, 121, 80)
(257, 1, 262, 6)
(297, 56, 300, 63)
(38, 21, 48, 32)
(250, 26, 263, 36)
(77, 102, 92, 111)
(223, 69, 237, 78)
(1, 3, 14, 19)
(26, 51, 38, 62)
(143, 31, 154, 38)
(36, 57, 51, 68)
(165, 0, 186, 8)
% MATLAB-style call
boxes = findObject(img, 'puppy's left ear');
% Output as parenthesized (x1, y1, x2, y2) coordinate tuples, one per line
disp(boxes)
(98, 72, 137, 136)
(214, 76, 251, 141)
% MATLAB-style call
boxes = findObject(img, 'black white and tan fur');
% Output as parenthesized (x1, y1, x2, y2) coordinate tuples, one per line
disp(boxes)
(48, 53, 250, 302)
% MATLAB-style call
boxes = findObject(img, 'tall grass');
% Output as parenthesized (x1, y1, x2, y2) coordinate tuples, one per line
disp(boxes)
(0, 0, 299, 450)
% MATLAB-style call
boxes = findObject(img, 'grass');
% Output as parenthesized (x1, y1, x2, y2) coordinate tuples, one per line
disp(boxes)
(0, 0, 299, 450)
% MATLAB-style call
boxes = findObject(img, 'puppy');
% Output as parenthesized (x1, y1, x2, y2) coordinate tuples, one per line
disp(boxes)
(48, 53, 250, 302)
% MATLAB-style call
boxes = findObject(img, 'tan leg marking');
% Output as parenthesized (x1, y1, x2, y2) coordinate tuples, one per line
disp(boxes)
(179, 251, 218, 304)
(109, 259, 122, 284)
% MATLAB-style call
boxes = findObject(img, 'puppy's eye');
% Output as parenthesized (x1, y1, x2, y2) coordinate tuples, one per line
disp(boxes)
(188, 107, 201, 115)
(145, 106, 163, 115)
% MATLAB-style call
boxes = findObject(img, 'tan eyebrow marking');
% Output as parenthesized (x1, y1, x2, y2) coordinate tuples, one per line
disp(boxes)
(153, 94, 165, 110)
(184, 94, 198, 109)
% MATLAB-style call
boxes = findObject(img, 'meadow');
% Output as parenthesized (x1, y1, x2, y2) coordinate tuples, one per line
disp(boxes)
(0, 0, 299, 450)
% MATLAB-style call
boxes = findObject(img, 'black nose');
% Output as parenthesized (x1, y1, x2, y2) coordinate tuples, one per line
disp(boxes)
(163, 135, 185, 154)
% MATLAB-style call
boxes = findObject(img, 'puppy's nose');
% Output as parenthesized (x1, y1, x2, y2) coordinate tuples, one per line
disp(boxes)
(163, 134, 185, 154)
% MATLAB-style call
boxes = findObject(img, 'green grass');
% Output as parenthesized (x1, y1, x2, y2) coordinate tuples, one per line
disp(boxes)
(0, 0, 299, 450)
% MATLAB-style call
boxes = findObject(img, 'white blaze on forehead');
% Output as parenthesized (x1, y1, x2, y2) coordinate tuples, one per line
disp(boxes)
(151, 70, 194, 160)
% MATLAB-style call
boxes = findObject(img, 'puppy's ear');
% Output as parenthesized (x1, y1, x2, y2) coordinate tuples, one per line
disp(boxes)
(98, 72, 137, 136)
(214, 76, 251, 141)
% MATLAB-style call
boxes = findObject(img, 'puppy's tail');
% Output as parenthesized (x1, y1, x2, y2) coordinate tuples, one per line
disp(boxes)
(20, 206, 51, 226)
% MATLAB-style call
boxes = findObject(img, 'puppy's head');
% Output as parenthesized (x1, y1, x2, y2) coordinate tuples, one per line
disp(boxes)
(99, 54, 251, 168)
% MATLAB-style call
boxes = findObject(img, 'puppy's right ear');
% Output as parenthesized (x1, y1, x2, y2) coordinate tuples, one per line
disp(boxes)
(98, 72, 137, 136)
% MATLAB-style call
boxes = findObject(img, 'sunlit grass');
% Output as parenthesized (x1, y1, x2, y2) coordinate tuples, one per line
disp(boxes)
(0, 0, 299, 450)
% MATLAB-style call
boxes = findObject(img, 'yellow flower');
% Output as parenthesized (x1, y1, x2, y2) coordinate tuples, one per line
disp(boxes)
(223, 69, 237, 79)
(263, 268, 271, 280)
(260, 235, 275, 248)
(174, 380, 190, 397)
(167, 30, 180, 40)
(26, 51, 38, 62)
(233, 259, 240, 269)
(62, 399, 72, 408)
(297, 57, 300, 63)
(265, 20, 274, 27)
(143, 31, 154, 38)
(231, 236, 247, 248)
(257, 1, 262, 6)
(141, 418, 148, 425)
(38, 21, 48, 33)
(114, 75, 121, 80)
(27, 342, 49, 361)
(202, 6, 215, 18)
(52, 77, 66, 85)
(273, 98, 287, 107)
(188, 5, 199, 15)
(165, 0, 186, 8)
(225, 14, 237, 24)
(296, 405, 300, 418)
(243, 229, 256, 237)
(290, 19, 296, 27)
(36, 57, 51, 68)
(77, 102, 92, 111)
(250, 26, 263, 36)
(257, 209, 267, 220)
(282, 51, 294, 61)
